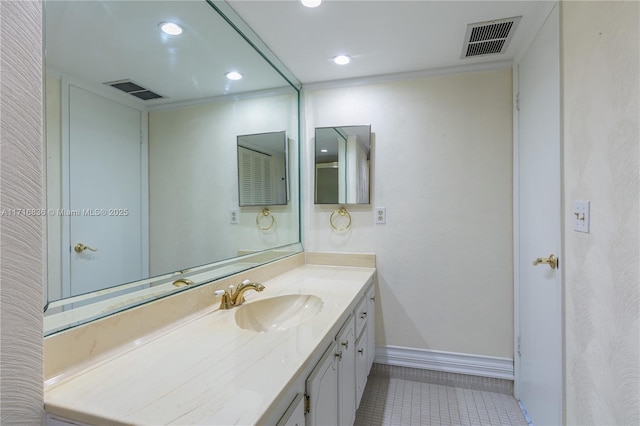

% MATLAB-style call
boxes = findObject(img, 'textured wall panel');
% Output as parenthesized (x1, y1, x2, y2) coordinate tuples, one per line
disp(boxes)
(0, 0, 45, 424)
(562, 1, 640, 424)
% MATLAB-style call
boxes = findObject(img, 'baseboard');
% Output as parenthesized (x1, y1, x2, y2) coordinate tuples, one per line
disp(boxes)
(374, 345, 514, 380)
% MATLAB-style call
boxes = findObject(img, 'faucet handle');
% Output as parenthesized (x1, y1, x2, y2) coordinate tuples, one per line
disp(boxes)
(214, 289, 233, 310)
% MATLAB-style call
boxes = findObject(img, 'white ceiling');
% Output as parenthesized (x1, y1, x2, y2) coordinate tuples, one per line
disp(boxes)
(44, 1, 555, 105)
(227, 0, 555, 84)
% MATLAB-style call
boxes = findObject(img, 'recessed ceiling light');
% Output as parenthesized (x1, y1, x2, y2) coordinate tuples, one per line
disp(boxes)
(225, 71, 243, 81)
(321, 149, 328, 153)
(333, 55, 352, 65)
(159, 22, 183, 36)
(301, 0, 322, 7)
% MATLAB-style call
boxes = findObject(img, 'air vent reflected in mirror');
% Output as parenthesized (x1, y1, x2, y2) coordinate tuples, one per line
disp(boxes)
(104, 79, 164, 100)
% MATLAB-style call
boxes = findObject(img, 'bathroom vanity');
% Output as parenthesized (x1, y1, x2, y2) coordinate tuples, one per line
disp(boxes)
(42, 2, 377, 424)
(44, 253, 376, 425)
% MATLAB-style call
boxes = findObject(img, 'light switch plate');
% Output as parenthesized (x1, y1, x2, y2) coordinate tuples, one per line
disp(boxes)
(573, 200, 590, 233)
(375, 207, 386, 224)
(229, 208, 239, 224)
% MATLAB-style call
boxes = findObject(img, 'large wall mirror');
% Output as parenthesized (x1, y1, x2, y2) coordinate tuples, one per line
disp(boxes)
(44, 0, 301, 335)
(315, 125, 372, 204)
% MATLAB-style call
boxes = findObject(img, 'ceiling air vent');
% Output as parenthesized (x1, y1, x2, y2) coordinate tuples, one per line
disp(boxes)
(461, 16, 521, 59)
(104, 80, 164, 101)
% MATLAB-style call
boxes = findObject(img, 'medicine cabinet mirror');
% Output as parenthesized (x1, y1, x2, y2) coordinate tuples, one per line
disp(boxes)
(314, 125, 372, 204)
(237, 131, 288, 206)
(43, 0, 301, 335)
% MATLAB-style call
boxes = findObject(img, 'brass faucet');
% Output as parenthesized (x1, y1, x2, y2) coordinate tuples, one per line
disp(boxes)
(217, 280, 265, 310)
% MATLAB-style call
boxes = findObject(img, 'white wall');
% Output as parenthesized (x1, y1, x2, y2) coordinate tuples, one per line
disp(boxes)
(148, 94, 299, 275)
(562, 1, 639, 424)
(303, 69, 514, 358)
(0, 1, 45, 423)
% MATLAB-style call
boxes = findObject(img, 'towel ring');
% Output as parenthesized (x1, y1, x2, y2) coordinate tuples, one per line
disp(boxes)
(256, 208, 275, 231)
(330, 207, 352, 232)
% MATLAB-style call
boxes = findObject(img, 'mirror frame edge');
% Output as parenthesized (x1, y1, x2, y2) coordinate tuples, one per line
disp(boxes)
(207, 0, 301, 91)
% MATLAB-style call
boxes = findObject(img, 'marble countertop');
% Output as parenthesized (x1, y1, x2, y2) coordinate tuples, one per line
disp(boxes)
(44, 264, 375, 425)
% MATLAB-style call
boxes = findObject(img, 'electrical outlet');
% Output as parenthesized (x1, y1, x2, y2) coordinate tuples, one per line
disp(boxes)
(229, 208, 239, 224)
(375, 207, 386, 224)
(573, 201, 590, 233)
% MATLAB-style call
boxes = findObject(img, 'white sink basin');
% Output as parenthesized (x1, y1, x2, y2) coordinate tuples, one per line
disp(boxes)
(234, 294, 323, 332)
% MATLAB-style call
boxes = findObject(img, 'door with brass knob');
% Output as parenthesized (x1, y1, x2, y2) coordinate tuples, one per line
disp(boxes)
(516, 8, 562, 426)
(64, 84, 147, 299)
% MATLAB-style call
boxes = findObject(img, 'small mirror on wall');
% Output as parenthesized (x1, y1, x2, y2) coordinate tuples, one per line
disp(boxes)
(315, 125, 371, 204)
(237, 131, 288, 206)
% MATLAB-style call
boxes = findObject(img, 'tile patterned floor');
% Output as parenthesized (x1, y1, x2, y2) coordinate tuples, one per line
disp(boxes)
(354, 375, 529, 426)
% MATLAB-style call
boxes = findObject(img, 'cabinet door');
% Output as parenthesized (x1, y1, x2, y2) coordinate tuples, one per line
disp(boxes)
(356, 332, 368, 407)
(337, 316, 356, 426)
(306, 343, 338, 426)
(354, 296, 367, 337)
(277, 394, 305, 426)
(366, 285, 376, 372)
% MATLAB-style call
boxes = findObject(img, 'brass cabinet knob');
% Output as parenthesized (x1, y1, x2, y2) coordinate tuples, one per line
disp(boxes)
(74, 243, 97, 253)
(533, 254, 558, 269)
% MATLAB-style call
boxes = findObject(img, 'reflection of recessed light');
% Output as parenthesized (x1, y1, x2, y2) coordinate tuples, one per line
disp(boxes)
(159, 22, 183, 36)
(321, 149, 328, 153)
(225, 71, 243, 80)
(333, 55, 352, 65)
(301, 0, 322, 7)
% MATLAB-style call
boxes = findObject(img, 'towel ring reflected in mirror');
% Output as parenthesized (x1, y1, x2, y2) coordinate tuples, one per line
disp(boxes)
(256, 208, 276, 231)
(330, 207, 352, 232)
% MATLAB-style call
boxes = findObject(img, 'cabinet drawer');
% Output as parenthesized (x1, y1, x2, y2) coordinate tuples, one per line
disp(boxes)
(354, 296, 367, 337)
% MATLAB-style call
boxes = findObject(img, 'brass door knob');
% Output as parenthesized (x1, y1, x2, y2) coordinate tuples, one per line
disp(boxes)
(74, 243, 97, 253)
(533, 253, 557, 269)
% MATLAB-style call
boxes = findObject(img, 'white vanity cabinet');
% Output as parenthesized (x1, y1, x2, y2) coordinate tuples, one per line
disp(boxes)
(355, 284, 374, 407)
(336, 315, 357, 426)
(305, 343, 339, 426)
(304, 280, 375, 426)
(44, 265, 376, 426)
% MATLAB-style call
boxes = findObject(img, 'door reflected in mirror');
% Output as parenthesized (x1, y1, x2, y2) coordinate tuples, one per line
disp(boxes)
(314, 125, 371, 204)
(237, 131, 288, 206)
